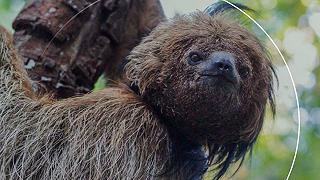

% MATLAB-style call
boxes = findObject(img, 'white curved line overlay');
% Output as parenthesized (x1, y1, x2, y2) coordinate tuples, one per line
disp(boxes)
(222, 1, 301, 180)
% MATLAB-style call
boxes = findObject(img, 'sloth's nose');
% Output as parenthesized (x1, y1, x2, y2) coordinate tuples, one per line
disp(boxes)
(199, 51, 239, 85)
(209, 52, 235, 76)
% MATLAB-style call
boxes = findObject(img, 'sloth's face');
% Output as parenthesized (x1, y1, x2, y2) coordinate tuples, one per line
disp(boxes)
(179, 47, 246, 95)
(187, 50, 241, 92)
(126, 13, 276, 145)
(157, 37, 265, 144)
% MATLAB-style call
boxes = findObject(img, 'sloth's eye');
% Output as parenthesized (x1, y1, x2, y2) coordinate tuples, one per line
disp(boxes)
(239, 67, 251, 78)
(188, 51, 204, 65)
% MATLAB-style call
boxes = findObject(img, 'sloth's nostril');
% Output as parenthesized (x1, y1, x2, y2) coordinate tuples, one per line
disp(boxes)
(217, 62, 224, 70)
(216, 61, 231, 72)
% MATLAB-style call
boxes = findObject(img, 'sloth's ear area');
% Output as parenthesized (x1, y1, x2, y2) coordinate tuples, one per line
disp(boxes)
(125, 34, 164, 95)
(204, 1, 253, 16)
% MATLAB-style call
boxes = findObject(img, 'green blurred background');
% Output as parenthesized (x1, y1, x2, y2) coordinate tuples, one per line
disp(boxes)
(0, 0, 319, 179)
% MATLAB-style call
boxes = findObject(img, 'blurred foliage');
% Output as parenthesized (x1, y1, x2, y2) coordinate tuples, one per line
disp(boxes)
(0, 0, 25, 31)
(94, 75, 108, 91)
(222, 0, 320, 180)
(1, 0, 320, 179)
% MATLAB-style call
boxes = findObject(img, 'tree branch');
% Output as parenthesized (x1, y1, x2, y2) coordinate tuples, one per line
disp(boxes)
(13, 0, 165, 98)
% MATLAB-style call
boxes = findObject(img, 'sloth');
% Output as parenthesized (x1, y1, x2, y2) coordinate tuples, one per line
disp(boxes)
(0, 2, 276, 180)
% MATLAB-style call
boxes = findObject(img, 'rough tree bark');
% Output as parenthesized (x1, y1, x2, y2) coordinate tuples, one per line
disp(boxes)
(13, 0, 165, 98)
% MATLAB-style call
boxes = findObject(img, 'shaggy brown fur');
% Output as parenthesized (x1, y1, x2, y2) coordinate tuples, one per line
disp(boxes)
(0, 4, 276, 180)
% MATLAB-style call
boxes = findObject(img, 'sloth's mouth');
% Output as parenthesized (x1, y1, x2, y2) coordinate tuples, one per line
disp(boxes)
(200, 74, 237, 85)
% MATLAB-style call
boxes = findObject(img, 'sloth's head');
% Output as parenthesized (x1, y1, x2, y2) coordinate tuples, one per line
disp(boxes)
(126, 3, 276, 178)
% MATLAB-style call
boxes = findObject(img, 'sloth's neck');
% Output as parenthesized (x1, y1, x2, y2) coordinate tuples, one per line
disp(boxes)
(164, 125, 209, 180)
(136, 94, 209, 180)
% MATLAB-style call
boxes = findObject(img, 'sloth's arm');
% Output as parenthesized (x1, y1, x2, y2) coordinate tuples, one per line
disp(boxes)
(0, 27, 169, 179)
(0, 26, 33, 96)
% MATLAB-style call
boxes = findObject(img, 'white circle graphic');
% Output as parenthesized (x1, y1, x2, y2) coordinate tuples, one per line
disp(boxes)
(221, 0, 301, 180)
